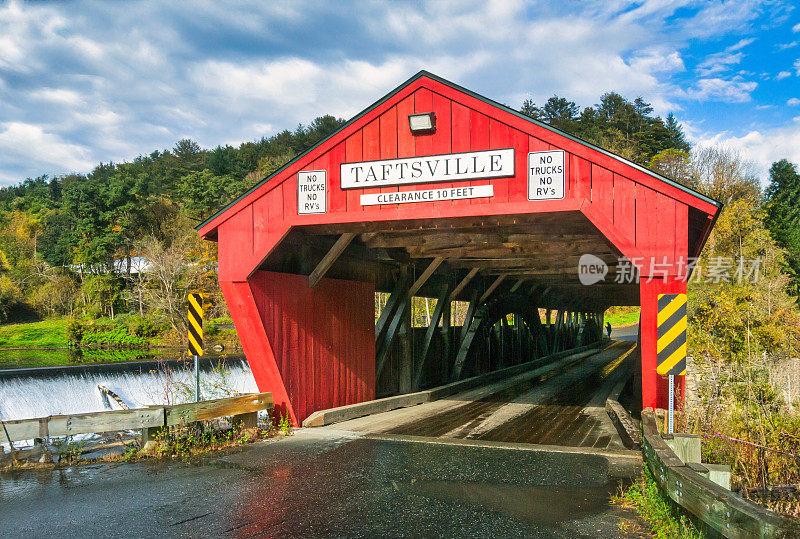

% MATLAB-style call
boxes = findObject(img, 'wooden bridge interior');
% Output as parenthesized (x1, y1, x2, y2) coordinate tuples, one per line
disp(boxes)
(259, 212, 635, 398)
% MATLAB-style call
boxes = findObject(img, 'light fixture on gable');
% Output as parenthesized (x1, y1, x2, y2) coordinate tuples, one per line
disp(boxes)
(408, 112, 436, 135)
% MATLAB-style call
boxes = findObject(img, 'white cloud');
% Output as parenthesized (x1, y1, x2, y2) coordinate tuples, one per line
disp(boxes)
(697, 52, 743, 76)
(0, 122, 94, 172)
(793, 22, 800, 32)
(788, 98, 800, 106)
(30, 88, 84, 106)
(630, 49, 685, 74)
(726, 37, 755, 52)
(693, 123, 800, 182)
(778, 41, 798, 50)
(795, 58, 800, 75)
(777, 70, 792, 80)
(680, 78, 757, 102)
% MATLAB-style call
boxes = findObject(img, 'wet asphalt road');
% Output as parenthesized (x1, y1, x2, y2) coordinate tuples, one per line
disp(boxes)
(1, 429, 647, 538)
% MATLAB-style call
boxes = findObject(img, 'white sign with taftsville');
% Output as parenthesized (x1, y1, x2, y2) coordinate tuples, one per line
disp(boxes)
(341, 148, 514, 189)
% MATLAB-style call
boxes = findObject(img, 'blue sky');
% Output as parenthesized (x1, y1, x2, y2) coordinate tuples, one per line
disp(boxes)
(0, 0, 798, 187)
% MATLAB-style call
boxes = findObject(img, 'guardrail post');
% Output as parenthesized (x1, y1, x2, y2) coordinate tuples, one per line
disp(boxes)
(140, 406, 166, 446)
(231, 412, 258, 430)
(141, 426, 162, 445)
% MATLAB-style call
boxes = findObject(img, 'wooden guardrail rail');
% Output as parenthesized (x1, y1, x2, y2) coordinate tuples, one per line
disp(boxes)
(1, 392, 273, 445)
(641, 409, 800, 538)
(303, 342, 609, 427)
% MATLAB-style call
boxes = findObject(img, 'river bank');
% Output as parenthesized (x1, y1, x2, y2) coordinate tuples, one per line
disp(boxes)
(0, 316, 241, 369)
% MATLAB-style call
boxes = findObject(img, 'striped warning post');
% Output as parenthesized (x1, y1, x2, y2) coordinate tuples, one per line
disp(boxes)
(656, 293, 686, 376)
(187, 292, 204, 357)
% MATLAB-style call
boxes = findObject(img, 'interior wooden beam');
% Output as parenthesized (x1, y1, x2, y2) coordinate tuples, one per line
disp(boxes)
(406, 243, 609, 259)
(366, 231, 598, 249)
(408, 256, 445, 296)
(305, 211, 587, 236)
(450, 267, 480, 300)
(375, 270, 409, 345)
(479, 274, 508, 303)
(375, 292, 410, 379)
(509, 278, 528, 293)
(451, 264, 615, 274)
(413, 282, 450, 391)
(487, 267, 621, 276)
(308, 232, 357, 288)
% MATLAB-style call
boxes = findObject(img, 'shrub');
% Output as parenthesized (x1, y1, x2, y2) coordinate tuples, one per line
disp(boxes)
(66, 319, 84, 346)
(616, 466, 703, 538)
(127, 315, 158, 338)
(81, 324, 145, 346)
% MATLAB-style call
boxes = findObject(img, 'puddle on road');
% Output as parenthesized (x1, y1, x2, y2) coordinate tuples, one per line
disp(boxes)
(398, 478, 622, 526)
(0, 462, 113, 498)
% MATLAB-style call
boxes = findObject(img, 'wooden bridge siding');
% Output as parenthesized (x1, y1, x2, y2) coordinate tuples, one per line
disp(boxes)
(249, 271, 375, 423)
(219, 280, 296, 423)
(213, 81, 698, 284)
(205, 74, 715, 420)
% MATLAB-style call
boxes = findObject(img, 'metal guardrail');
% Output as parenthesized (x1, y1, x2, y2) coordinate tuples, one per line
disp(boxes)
(641, 409, 800, 538)
(1, 392, 273, 444)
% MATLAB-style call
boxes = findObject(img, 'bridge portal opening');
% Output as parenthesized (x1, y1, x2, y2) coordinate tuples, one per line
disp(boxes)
(259, 212, 626, 399)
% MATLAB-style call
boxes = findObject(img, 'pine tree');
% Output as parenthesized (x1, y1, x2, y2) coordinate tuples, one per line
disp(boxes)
(664, 113, 690, 151)
(764, 159, 800, 298)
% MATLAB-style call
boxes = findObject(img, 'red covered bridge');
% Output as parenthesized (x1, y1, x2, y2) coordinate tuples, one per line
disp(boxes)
(198, 71, 720, 426)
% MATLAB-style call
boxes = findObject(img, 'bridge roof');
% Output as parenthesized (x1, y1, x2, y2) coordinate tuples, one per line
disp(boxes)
(199, 71, 721, 309)
(199, 70, 719, 236)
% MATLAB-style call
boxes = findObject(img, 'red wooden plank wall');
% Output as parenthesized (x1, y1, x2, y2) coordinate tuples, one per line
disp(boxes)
(217, 84, 696, 283)
(249, 271, 375, 423)
(283, 87, 690, 267)
(218, 85, 695, 284)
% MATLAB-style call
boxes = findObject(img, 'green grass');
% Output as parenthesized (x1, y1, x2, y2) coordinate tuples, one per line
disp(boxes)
(0, 315, 238, 369)
(0, 317, 165, 369)
(0, 347, 159, 369)
(0, 318, 70, 348)
(615, 466, 704, 538)
(605, 306, 640, 327)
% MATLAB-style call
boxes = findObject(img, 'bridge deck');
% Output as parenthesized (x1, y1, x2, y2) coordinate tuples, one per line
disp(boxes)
(329, 342, 635, 451)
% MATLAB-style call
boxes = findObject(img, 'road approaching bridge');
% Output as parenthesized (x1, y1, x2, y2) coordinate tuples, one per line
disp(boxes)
(1, 349, 646, 538)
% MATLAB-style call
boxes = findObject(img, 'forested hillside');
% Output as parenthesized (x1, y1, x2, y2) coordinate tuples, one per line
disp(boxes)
(0, 115, 345, 324)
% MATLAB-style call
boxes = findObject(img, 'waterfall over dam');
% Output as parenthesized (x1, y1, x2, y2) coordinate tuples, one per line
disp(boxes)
(0, 359, 258, 421)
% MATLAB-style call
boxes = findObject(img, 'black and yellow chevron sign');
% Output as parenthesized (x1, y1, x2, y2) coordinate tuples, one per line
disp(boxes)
(187, 292, 204, 357)
(656, 293, 687, 376)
